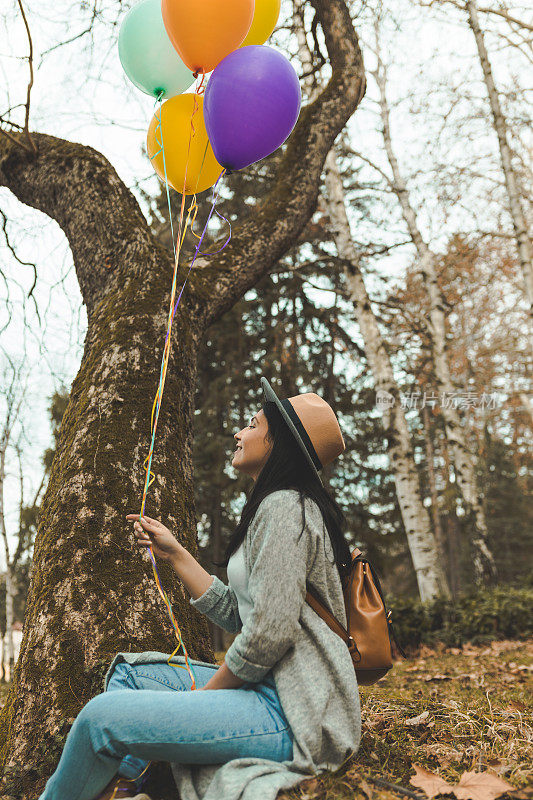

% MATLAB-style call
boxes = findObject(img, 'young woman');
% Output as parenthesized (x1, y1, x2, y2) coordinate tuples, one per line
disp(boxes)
(38, 377, 361, 800)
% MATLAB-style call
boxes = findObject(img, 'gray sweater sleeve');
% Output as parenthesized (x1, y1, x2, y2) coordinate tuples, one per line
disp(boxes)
(189, 574, 242, 634)
(224, 491, 316, 683)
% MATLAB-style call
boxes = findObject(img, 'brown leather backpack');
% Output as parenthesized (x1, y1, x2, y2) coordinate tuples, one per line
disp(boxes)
(306, 547, 407, 685)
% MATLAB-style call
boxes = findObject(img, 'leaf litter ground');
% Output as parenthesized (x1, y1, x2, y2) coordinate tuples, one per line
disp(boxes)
(269, 637, 532, 800)
(1, 637, 529, 799)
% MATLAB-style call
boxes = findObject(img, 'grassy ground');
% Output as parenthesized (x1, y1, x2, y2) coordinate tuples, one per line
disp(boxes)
(268, 637, 533, 800)
(1, 638, 531, 800)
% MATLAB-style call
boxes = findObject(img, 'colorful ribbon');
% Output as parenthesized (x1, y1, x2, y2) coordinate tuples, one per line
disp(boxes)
(111, 73, 233, 800)
(136, 72, 231, 694)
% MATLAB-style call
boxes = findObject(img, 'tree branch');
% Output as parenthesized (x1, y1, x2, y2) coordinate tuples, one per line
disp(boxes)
(16, 0, 37, 154)
(418, 0, 533, 32)
(0, 132, 169, 318)
(471, 4, 533, 32)
(0, 0, 365, 342)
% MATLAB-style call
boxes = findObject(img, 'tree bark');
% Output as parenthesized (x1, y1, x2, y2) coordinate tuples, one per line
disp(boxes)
(466, 0, 533, 353)
(373, 23, 497, 587)
(0, 2, 365, 796)
(211, 403, 225, 655)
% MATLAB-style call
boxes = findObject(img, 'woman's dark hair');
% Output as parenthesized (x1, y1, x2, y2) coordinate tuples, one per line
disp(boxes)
(212, 400, 352, 583)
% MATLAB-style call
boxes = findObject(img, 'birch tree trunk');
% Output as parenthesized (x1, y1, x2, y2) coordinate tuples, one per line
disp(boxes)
(324, 150, 451, 601)
(0, 420, 16, 685)
(373, 24, 497, 586)
(0, 2, 365, 796)
(3, 572, 14, 682)
(422, 404, 447, 573)
(294, 0, 450, 601)
(466, 0, 533, 352)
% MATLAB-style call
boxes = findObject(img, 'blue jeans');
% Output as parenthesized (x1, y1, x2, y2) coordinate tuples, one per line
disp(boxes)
(38, 660, 293, 800)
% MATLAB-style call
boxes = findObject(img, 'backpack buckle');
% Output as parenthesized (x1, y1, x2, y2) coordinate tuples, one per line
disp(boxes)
(347, 636, 362, 661)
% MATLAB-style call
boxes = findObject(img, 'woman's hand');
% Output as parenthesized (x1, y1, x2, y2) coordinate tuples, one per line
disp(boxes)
(126, 514, 182, 562)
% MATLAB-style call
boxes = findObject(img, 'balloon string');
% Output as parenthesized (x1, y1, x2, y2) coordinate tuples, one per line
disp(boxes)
(141, 170, 229, 687)
(193, 199, 232, 256)
(138, 86, 204, 692)
(143, 170, 231, 632)
(150, 92, 177, 261)
(169, 168, 229, 325)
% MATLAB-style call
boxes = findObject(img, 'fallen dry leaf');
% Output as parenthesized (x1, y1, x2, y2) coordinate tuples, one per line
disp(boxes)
(505, 788, 533, 800)
(410, 764, 455, 797)
(405, 710, 431, 725)
(504, 701, 526, 712)
(298, 777, 319, 799)
(359, 778, 376, 798)
(451, 771, 515, 800)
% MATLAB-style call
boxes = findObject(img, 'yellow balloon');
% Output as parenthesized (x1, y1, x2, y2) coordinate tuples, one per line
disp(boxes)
(147, 94, 223, 195)
(240, 0, 281, 46)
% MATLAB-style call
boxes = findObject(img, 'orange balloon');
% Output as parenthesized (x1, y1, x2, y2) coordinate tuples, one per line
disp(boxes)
(161, 0, 254, 74)
(147, 94, 223, 195)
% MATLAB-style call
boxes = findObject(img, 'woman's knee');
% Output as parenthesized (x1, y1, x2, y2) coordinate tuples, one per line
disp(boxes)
(75, 692, 128, 756)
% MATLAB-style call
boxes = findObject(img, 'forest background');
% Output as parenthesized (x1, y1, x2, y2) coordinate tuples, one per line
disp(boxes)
(0, 0, 531, 793)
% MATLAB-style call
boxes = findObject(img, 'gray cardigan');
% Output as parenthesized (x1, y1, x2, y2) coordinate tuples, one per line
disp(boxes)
(103, 489, 362, 800)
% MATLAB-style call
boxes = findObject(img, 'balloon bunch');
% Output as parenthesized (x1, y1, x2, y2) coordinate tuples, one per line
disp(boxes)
(118, 0, 301, 691)
(119, 0, 301, 192)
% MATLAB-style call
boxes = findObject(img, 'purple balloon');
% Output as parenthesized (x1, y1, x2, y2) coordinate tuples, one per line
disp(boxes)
(204, 45, 302, 171)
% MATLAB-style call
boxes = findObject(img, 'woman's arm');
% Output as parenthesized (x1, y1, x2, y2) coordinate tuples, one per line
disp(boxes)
(169, 549, 247, 689)
(199, 661, 247, 690)
(169, 545, 215, 600)
(127, 513, 242, 632)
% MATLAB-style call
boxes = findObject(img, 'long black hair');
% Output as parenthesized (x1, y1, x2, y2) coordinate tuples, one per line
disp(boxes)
(212, 400, 353, 582)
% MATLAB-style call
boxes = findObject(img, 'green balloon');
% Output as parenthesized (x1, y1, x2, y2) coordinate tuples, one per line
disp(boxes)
(118, 0, 195, 99)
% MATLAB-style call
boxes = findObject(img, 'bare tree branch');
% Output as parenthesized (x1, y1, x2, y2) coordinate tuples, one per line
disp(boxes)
(0, 208, 41, 331)
(15, 0, 36, 154)
(473, 4, 533, 33)
(418, 0, 533, 32)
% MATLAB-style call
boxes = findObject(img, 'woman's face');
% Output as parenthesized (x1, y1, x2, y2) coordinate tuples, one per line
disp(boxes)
(232, 409, 273, 482)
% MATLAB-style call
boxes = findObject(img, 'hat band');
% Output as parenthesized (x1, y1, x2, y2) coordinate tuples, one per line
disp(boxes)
(280, 399, 323, 472)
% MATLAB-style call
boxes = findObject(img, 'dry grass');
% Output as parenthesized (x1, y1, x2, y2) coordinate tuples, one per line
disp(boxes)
(271, 637, 533, 800)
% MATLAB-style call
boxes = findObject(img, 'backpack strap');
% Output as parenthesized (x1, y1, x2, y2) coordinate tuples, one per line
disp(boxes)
(305, 583, 351, 646)
(305, 547, 361, 638)
(305, 586, 363, 660)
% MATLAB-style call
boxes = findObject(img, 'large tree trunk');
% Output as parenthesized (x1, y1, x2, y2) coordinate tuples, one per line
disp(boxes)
(0, 2, 365, 796)
(373, 23, 497, 587)
(294, 1, 449, 602)
(465, 0, 533, 352)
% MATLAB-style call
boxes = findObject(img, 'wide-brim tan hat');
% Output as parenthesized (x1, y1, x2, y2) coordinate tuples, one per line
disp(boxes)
(260, 377, 345, 484)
